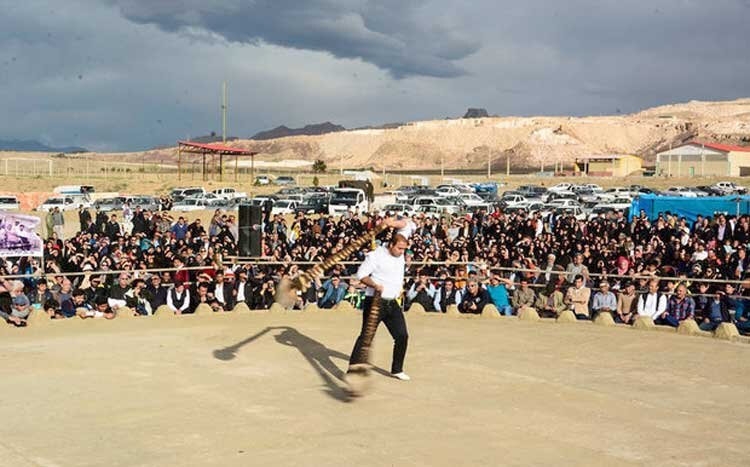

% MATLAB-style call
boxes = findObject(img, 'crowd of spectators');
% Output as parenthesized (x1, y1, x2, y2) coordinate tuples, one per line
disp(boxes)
(1, 203, 750, 336)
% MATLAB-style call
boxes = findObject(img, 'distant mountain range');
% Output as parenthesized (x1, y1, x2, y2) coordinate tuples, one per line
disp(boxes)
(0, 139, 88, 153)
(252, 122, 346, 140)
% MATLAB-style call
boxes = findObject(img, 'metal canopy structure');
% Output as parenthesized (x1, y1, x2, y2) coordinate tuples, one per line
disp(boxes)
(176, 141, 258, 182)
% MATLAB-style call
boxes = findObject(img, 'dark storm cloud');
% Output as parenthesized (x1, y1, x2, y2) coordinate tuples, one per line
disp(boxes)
(1, 0, 749, 151)
(107, 0, 480, 78)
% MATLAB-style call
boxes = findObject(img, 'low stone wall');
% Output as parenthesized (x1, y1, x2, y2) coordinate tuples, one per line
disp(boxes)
(3, 302, 748, 345)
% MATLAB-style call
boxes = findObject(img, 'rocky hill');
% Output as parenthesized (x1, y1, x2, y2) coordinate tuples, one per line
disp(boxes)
(107, 99, 750, 171)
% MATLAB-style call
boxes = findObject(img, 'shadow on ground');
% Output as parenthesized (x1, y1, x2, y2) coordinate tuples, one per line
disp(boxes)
(213, 326, 388, 402)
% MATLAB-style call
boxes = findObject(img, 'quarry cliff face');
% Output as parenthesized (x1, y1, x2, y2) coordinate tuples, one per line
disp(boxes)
(124, 99, 750, 170)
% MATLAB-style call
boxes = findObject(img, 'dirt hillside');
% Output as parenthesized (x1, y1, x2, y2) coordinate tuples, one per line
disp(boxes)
(10, 99, 750, 171)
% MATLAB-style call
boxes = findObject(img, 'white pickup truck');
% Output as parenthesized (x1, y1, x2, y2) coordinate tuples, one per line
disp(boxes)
(211, 187, 248, 200)
(328, 188, 369, 216)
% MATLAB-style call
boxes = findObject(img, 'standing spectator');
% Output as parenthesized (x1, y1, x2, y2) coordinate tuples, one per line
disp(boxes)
(565, 274, 591, 320)
(433, 278, 462, 313)
(615, 281, 638, 324)
(52, 206, 65, 240)
(78, 205, 91, 233)
(458, 278, 490, 314)
(486, 273, 513, 316)
(511, 278, 537, 315)
(105, 214, 121, 240)
(171, 217, 189, 241)
(659, 284, 695, 327)
(591, 281, 617, 318)
(45, 208, 55, 238)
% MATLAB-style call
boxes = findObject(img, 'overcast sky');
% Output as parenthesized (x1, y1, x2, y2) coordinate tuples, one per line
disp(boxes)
(2, 0, 749, 151)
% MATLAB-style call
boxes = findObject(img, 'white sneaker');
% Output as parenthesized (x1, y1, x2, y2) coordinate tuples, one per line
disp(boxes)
(392, 372, 411, 381)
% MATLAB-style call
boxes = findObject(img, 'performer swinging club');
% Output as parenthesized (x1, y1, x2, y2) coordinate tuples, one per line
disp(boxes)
(348, 233, 411, 384)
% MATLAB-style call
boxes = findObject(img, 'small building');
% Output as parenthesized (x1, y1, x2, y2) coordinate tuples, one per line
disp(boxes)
(574, 154, 643, 177)
(656, 141, 750, 177)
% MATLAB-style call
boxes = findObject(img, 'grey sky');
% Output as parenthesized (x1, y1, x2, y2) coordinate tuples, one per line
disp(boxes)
(1, 0, 749, 151)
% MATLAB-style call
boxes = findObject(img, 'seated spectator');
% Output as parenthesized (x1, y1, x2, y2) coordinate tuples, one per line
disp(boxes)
(565, 274, 591, 320)
(252, 278, 275, 309)
(458, 278, 490, 314)
(209, 271, 234, 311)
(658, 284, 695, 327)
(591, 281, 617, 318)
(637, 279, 667, 320)
(146, 274, 168, 311)
(192, 282, 212, 312)
(319, 275, 348, 309)
(44, 299, 63, 320)
(693, 283, 712, 325)
(486, 273, 513, 316)
(124, 278, 152, 316)
(108, 273, 130, 311)
(78, 294, 115, 319)
(234, 268, 253, 305)
(537, 281, 566, 318)
(11, 294, 31, 322)
(31, 280, 53, 307)
(0, 279, 28, 326)
(511, 278, 537, 315)
(433, 278, 462, 313)
(167, 281, 191, 315)
(344, 284, 364, 309)
(615, 281, 638, 324)
(406, 270, 435, 312)
(55, 279, 76, 318)
(698, 283, 735, 332)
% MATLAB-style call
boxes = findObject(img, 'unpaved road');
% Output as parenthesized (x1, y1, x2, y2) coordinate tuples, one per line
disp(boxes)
(0, 312, 748, 466)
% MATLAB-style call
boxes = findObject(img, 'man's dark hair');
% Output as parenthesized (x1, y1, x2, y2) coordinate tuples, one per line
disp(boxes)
(72, 288, 85, 298)
(574, 274, 584, 282)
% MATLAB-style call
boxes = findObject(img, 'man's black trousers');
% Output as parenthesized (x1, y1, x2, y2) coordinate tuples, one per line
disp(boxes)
(349, 296, 408, 374)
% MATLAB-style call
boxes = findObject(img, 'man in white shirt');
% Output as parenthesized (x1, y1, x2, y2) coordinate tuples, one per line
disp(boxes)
(167, 281, 191, 315)
(348, 233, 410, 381)
(637, 279, 667, 320)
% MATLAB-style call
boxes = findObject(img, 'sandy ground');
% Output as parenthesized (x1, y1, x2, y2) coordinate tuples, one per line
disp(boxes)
(1, 311, 749, 467)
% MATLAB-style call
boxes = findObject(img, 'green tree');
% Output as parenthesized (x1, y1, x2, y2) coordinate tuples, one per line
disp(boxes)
(312, 159, 327, 173)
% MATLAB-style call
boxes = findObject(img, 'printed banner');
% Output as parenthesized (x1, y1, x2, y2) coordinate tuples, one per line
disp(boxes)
(0, 211, 44, 257)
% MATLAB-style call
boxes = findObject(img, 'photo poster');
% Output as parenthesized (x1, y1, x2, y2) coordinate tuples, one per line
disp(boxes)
(0, 211, 44, 257)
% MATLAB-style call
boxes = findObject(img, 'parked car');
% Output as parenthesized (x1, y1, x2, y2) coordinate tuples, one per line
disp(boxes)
(0, 196, 20, 211)
(271, 199, 298, 215)
(36, 196, 79, 211)
(548, 183, 573, 193)
(415, 205, 443, 218)
(554, 206, 587, 220)
(255, 175, 271, 185)
(211, 187, 248, 200)
(296, 197, 329, 215)
(546, 199, 581, 209)
(172, 198, 208, 211)
(664, 186, 699, 198)
(435, 185, 462, 197)
(274, 176, 296, 186)
(170, 187, 205, 200)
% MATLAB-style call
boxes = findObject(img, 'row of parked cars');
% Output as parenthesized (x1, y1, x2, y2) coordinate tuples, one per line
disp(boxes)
(494, 181, 749, 220)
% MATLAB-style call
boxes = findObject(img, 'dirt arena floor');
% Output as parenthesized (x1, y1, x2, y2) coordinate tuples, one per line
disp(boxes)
(1, 311, 749, 467)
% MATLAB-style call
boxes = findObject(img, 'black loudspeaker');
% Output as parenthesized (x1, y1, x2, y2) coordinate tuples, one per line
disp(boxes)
(239, 204, 263, 257)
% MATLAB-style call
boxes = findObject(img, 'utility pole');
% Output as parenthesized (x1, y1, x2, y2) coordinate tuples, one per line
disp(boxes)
(340, 153, 344, 176)
(487, 150, 491, 178)
(441, 154, 445, 180)
(506, 153, 510, 176)
(222, 81, 227, 143)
